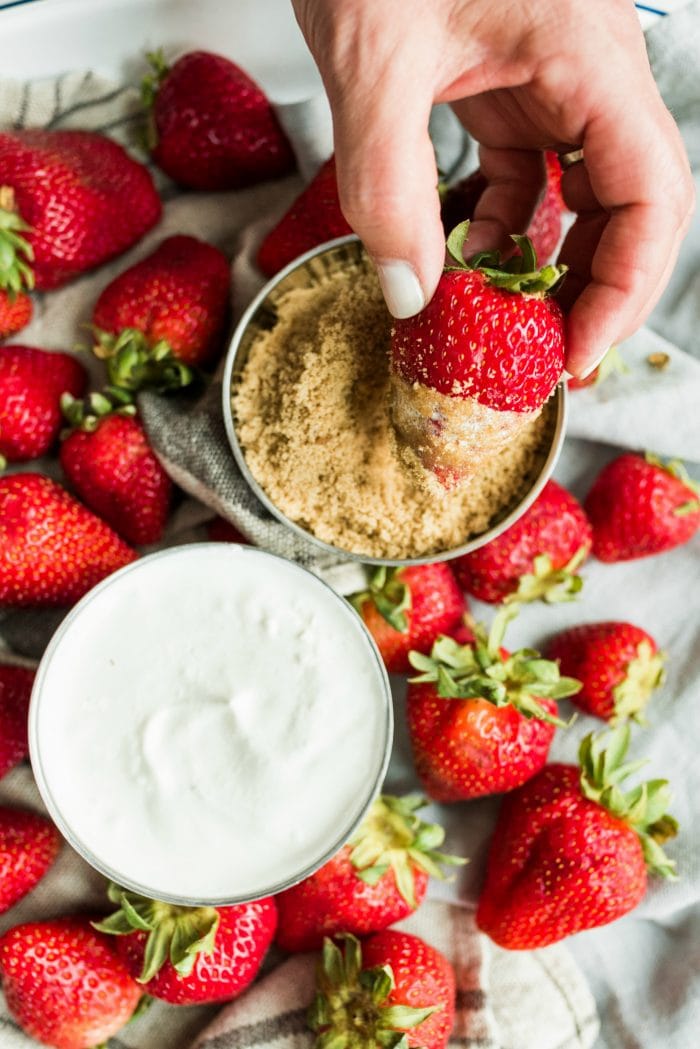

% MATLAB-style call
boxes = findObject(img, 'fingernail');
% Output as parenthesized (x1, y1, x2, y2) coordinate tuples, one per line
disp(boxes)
(577, 348, 611, 380)
(375, 260, 426, 319)
(562, 369, 574, 381)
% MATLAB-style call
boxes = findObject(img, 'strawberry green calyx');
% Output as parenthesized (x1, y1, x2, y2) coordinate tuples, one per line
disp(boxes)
(579, 725, 678, 878)
(506, 547, 588, 606)
(644, 452, 700, 517)
(348, 794, 466, 908)
(349, 567, 411, 633)
(409, 606, 580, 725)
(611, 640, 665, 725)
(445, 220, 567, 296)
(0, 186, 35, 296)
(93, 327, 198, 395)
(60, 389, 137, 434)
(93, 883, 219, 983)
(307, 934, 438, 1049)
(141, 50, 171, 150)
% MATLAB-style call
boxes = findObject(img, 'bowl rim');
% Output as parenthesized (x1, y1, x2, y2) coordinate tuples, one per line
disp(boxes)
(222, 234, 568, 567)
(28, 542, 394, 906)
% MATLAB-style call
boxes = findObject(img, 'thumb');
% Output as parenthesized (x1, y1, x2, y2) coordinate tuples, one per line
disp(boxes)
(330, 77, 446, 318)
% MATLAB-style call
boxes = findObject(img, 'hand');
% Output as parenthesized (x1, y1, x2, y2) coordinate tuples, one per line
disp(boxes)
(291, 0, 695, 376)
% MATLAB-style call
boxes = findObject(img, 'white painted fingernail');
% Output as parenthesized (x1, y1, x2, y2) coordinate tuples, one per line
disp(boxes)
(578, 349, 610, 380)
(562, 369, 574, 381)
(375, 260, 426, 318)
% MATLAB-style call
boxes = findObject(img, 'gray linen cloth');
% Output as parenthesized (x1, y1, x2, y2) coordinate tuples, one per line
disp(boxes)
(1, 4, 700, 1048)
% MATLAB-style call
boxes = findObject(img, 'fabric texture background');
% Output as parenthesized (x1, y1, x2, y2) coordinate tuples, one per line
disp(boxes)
(0, 4, 699, 1048)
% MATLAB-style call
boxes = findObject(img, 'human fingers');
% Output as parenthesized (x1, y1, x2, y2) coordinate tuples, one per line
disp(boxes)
(461, 146, 547, 258)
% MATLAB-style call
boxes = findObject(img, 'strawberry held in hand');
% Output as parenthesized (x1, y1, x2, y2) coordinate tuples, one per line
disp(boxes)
(0, 344, 87, 466)
(275, 794, 465, 952)
(349, 562, 466, 674)
(407, 609, 580, 802)
(390, 223, 566, 489)
(142, 49, 295, 190)
(0, 664, 34, 779)
(585, 453, 700, 562)
(452, 480, 592, 604)
(95, 884, 276, 1005)
(547, 621, 665, 723)
(0, 473, 136, 607)
(60, 393, 172, 546)
(0, 131, 161, 292)
(92, 234, 231, 392)
(257, 155, 352, 277)
(476, 726, 678, 949)
(0, 916, 141, 1049)
(0, 806, 61, 914)
(308, 932, 455, 1049)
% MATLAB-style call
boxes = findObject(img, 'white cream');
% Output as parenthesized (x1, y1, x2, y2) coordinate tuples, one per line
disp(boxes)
(31, 545, 390, 902)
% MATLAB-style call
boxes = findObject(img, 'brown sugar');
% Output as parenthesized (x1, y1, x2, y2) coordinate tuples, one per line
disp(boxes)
(232, 262, 556, 560)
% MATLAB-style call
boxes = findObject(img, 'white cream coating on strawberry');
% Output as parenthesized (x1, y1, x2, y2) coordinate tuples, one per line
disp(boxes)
(32, 545, 389, 900)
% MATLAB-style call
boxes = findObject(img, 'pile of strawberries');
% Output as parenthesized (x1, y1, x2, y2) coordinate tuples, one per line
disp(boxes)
(1, 44, 700, 1049)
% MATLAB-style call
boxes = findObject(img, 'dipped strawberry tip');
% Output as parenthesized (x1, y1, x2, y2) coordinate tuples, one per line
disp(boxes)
(445, 221, 567, 296)
(409, 605, 580, 726)
(308, 934, 439, 1048)
(93, 883, 220, 983)
(349, 794, 466, 909)
(579, 725, 678, 879)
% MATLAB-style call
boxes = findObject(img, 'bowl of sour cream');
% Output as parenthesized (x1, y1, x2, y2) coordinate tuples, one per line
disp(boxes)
(29, 544, 392, 906)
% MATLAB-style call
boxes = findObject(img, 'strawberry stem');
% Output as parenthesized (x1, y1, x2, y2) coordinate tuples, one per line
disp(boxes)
(0, 186, 35, 295)
(348, 567, 411, 633)
(444, 220, 567, 295)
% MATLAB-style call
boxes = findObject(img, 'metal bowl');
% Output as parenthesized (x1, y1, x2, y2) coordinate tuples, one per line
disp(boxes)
(222, 235, 567, 567)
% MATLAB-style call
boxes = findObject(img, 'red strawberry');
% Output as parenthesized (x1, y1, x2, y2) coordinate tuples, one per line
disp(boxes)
(91, 234, 231, 393)
(390, 224, 567, 488)
(0, 473, 136, 607)
(0, 289, 32, 341)
(0, 345, 87, 466)
(0, 132, 161, 292)
(206, 516, 249, 543)
(547, 621, 665, 723)
(256, 155, 352, 276)
(0, 807, 62, 914)
(0, 664, 34, 779)
(585, 453, 700, 562)
(349, 562, 467, 674)
(0, 916, 142, 1049)
(441, 151, 565, 263)
(406, 610, 579, 801)
(95, 885, 277, 1005)
(308, 932, 455, 1049)
(476, 726, 678, 948)
(452, 480, 592, 604)
(60, 395, 172, 546)
(275, 794, 465, 952)
(142, 49, 295, 190)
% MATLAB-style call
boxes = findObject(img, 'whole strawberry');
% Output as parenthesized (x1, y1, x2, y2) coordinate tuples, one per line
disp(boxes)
(452, 480, 592, 604)
(91, 234, 231, 392)
(547, 621, 665, 723)
(0, 917, 142, 1049)
(476, 726, 678, 948)
(0, 131, 161, 291)
(407, 610, 580, 801)
(143, 50, 295, 190)
(0, 289, 32, 341)
(349, 562, 466, 674)
(308, 932, 455, 1049)
(0, 807, 62, 913)
(95, 884, 277, 1005)
(0, 664, 34, 778)
(441, 151, 565, 263)
(60, 394, 172, 546)
(257, 155, 352, 277)
(585, 453, 700, 561)
(390, 223, 567, 488)
(0, 473, 136, 607)
(276, 794, 465, 952)
(0, 345, 87, 466)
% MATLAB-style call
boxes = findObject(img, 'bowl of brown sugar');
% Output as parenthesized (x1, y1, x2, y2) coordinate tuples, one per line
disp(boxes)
(222, 236, 567, 566)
